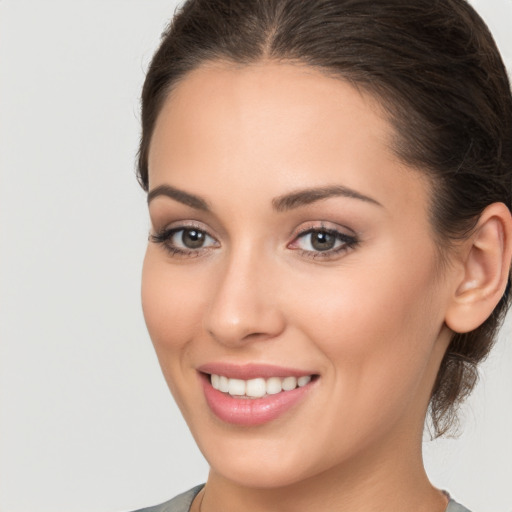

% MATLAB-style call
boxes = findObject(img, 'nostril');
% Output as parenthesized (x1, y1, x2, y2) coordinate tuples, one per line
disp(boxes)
(202, 267, 286, 346)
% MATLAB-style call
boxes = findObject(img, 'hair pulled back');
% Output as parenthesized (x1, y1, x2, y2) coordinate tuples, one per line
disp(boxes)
(137, 0, 512, 436)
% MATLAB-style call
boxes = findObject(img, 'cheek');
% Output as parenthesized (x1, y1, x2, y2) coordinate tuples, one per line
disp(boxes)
(141, 248, 214, 417)
(141, 248, 206, 355)
(289, 245, 445, 412)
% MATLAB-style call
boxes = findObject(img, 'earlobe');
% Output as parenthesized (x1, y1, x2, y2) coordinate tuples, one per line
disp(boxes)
(445, 202, 512, 334)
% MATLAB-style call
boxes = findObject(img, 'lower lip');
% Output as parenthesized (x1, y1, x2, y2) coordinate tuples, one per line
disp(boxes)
(201, 374, 315, 426)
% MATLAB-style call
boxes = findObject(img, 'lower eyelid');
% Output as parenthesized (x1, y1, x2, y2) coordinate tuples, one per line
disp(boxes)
(296, 242, 357, 260)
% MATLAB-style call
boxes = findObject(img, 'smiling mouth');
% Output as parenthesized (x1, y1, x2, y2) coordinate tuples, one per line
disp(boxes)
(200, 369, 318, 425)
(208, 374, 315, 398)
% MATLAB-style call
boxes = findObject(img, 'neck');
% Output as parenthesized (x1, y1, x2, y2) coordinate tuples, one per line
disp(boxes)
(197, 425, 447, 512)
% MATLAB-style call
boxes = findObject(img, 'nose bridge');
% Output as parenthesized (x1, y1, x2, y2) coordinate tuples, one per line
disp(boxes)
(204, 240, 284, 346)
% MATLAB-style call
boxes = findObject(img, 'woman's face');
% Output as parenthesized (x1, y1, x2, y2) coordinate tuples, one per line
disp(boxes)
(142, 62, 454, 488)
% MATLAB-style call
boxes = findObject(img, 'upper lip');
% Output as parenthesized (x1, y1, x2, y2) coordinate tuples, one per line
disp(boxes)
(197, 362, 316, 380)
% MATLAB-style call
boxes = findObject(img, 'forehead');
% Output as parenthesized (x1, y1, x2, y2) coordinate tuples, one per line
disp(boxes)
(149, 61, 391, 171)
(148, 61, 430, 220)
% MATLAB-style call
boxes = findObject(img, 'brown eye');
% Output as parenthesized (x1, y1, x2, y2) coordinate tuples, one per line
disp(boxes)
(150, 226, 219, 256)
(181, 229, 206, 249)
(290, 227, 358, 258)
(310, 231, 336, 251)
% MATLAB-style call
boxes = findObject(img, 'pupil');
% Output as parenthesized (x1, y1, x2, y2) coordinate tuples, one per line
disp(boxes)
(182, 229, 205, 249)
(311, 231, 335, 251)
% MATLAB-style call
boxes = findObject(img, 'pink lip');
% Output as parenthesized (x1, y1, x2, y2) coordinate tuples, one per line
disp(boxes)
(198, 363, 317, 426)
(197, 362, 314, 380)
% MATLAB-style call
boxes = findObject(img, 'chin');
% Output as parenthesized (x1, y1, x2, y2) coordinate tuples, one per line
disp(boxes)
(190, 421, 343, 491)
(209, 455, 317, 489)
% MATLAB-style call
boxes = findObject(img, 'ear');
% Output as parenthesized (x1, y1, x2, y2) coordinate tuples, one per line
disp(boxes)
(445, 202, 512, 334)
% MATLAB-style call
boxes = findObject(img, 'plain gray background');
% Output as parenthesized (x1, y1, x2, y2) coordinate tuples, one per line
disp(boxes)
(1, 1, 511, 511)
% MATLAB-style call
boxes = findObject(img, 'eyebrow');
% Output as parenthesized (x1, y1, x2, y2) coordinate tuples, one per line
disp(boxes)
(147, 183, 382, 212)
(147, 184, 210, 211)
(272, 185, 382, 211)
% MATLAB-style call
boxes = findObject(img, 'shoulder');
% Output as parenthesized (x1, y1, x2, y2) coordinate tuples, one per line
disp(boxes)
(446, 498, 472, 512)
(132, 485, 205, 512)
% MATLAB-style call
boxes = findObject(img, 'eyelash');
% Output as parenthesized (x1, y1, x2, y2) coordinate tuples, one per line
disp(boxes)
(290, 226, 359, 260)
(149, 224, 218, 258)
(149, 224, 359, 260)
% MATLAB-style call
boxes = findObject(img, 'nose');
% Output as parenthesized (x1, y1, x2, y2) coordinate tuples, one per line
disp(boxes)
(203, 246, 286, 347)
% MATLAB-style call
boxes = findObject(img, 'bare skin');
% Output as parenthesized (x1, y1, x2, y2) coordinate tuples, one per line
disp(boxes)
(142, 62, 512, 512)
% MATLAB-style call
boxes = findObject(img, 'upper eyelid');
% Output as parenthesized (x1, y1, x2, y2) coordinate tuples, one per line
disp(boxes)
(153, 220, 215, 236)
(291, 227, 357, 244)
(151, 220, 358, 244)
(291, 221, 357, 238)
(158, 226, 220, 246)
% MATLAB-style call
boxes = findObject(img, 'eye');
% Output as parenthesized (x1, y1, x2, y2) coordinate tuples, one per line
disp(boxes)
(172, 228, 215, 249)
(289, 226, 358, 258)
(150, 226, 219, 256)
(299, 230, 338, 251)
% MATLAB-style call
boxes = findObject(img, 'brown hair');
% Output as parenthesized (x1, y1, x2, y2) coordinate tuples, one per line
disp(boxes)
(137, 0, 512, 436)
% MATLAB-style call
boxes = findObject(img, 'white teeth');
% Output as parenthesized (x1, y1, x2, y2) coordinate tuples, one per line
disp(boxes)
(298, 375, 312, 387)
(266, 377, 282, 395)
(246, 378, 266, 398)
(218, 375, 230, 393)
(228, 378, 246, 396)
(210, 373, 313, 397)
(282, 376, 297, 391)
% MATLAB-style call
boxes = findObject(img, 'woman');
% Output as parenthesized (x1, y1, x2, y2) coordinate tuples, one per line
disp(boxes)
(135, 0, 512, 511)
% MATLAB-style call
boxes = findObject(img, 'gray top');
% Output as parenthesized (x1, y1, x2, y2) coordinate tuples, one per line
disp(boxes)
(134, 485, 472, 512)
(134, 486, 203, 512)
